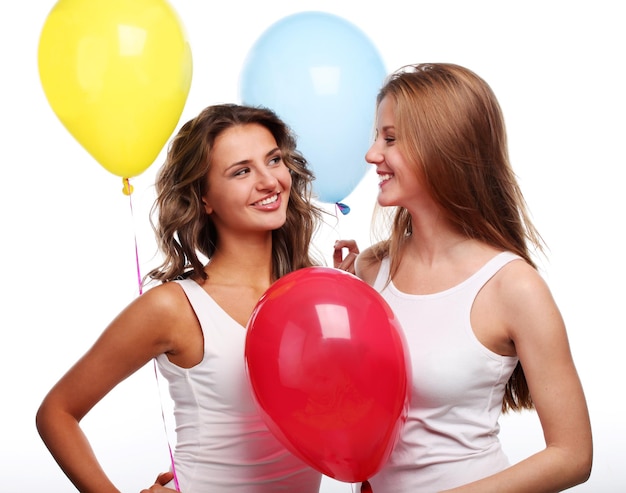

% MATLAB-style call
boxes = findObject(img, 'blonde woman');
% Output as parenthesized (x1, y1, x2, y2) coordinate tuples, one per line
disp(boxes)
(335, 63, 592, 492)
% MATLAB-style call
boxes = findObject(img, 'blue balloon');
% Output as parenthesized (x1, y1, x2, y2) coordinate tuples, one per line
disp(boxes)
(240, 11, 386, 204)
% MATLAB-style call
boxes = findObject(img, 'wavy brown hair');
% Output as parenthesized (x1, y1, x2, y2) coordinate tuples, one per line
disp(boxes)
(365, 63, 544, 412)
(146, 104, 323, 284)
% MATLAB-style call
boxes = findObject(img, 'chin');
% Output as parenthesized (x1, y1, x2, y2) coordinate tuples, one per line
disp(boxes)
(268, 215, 288, 230)
(377, 195, 395, 208)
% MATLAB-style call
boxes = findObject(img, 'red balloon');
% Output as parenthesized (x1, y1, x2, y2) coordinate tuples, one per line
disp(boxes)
(245, 267, 411, 483)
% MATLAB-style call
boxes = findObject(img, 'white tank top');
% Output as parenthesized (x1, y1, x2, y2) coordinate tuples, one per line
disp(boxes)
(368, 252, 520, 492)
(155, 279, 321, 492)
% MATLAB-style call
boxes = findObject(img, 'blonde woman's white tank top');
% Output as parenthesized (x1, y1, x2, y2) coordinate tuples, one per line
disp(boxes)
(368, 252, 521, 492)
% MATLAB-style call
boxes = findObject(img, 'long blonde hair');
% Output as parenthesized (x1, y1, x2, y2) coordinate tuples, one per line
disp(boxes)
(365, 63, 543, 412)
(146, 104, 323, 284)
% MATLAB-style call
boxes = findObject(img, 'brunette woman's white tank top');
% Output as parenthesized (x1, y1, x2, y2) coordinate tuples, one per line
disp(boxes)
(368, 252, 521, 492)
(155, 279, 321, 493)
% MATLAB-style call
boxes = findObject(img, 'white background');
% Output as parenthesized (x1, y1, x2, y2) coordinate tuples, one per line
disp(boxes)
(1, 1, 624, 492)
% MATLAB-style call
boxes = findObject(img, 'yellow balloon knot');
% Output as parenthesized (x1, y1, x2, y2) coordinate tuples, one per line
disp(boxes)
(122, 178, 134, 196)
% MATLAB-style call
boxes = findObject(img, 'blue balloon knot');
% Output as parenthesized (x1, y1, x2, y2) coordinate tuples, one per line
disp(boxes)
(336, 202, 351, 215)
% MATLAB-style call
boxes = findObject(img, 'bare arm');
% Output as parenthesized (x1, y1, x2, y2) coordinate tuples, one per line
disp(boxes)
(36, 283, 191, 493)
(443, 262, 592, 493)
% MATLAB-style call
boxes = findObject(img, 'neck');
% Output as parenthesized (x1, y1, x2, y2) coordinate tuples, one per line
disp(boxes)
(403, 211, 470, 266)
(204, 232, 274, 287)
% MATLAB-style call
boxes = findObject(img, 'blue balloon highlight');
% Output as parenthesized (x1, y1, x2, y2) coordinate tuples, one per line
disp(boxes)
(240, 11, 386, 204)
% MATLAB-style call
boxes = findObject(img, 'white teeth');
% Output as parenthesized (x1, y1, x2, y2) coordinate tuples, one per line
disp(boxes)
(379, 174, 393, 183)
(256, 194, 278, 206)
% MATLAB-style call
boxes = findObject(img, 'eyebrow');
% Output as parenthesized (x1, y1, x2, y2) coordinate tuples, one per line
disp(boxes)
(374, 125, 395, 139)
(225, 147, 281, 171)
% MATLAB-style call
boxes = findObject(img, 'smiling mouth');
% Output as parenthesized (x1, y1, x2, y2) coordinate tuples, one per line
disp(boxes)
(254, 193, 279, 206)
(379, 173, 393, 185)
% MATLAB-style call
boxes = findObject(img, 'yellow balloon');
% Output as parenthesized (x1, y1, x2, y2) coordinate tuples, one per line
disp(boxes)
(38, 0, 193, 179)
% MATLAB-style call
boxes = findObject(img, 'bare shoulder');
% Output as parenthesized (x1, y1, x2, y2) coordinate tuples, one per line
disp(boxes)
(488, 258, 562, 339)
(121, 281, 197, 336)
(355, 246, 383, 286)
(136, 281, 189, 313)
(493, 259, 554, 305)
(129, 281, 203, 363)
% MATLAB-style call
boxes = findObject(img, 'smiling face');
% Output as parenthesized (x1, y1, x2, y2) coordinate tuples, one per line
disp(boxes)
(365, 95, 432, 213)
(202, 123, 292, 238)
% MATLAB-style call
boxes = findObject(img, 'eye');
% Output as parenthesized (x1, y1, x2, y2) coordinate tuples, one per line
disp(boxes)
(268, 154, 283, 166)
(233, 167, 250, 177)
(384, 136, 396, 144)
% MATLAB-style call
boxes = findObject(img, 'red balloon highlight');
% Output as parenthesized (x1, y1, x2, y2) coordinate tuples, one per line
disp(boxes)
(245, 267, 411, 483)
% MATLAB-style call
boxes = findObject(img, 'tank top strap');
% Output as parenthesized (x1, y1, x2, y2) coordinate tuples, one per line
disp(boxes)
(372, 256, 391, 292)
(174, 278, 211, 318)
(469, 251, 522, 289)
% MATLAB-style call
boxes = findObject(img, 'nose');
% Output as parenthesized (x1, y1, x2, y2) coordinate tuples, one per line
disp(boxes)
(365, 140, 383, 166)
(257, 167, 279, 190)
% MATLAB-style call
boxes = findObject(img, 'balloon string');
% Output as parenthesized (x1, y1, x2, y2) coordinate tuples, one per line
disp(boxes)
(153, 360, 181, 491)
(124, 178, 179, 490)
(124, 178, 143, 296)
